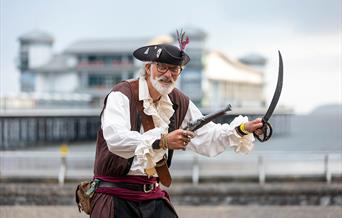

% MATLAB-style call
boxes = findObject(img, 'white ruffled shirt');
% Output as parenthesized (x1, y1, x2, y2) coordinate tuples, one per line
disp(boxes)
(101, 76, 255, 176)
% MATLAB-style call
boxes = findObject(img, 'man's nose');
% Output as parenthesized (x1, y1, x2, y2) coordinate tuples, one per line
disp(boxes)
(164, 69, 173, 77)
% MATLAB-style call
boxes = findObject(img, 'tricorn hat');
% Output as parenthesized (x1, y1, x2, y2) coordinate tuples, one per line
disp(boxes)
(133, 30, 190, 66)
(133, 44, 190, 66)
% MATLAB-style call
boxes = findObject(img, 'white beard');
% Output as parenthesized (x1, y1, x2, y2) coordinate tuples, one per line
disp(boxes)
(149, 70, 176, 96)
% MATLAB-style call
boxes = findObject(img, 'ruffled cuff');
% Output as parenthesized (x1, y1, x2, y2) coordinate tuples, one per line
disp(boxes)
(134, 127, 165, 169)
(228, 115, 255, 154)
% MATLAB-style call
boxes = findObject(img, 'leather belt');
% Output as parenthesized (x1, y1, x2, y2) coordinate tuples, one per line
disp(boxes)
(98, 181, 159, 193)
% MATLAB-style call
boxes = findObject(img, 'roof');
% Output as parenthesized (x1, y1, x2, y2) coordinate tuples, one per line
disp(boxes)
(204, 51, 263, 84)
(239, 53, 267, 66)
(18, 30, 54, 44)
(32, 54, 76, 72)
(64, 38, 150, 54)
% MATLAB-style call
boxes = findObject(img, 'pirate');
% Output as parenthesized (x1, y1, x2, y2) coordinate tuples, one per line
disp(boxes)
(89, 31, 264, 218)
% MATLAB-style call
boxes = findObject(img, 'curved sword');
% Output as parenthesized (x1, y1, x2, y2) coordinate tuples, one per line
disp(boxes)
(255, 51, 283, 142)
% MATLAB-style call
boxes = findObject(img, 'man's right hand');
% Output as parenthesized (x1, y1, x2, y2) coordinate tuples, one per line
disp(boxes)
(166, 129, 195, 150)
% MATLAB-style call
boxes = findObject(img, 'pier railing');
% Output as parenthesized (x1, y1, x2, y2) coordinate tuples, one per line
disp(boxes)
(0, 108, 291, 150)
(0, 151, 340, 185)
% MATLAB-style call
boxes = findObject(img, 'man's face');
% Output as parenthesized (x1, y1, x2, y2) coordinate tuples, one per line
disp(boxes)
(146, 62, 182, 95)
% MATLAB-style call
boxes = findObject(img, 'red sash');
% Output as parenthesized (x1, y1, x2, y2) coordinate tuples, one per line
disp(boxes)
(94, 175, 170, 202)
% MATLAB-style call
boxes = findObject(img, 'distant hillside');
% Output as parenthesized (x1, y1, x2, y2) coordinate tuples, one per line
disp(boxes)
(310, 104, 342, 115)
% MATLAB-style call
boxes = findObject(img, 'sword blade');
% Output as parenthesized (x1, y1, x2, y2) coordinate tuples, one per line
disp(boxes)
(263, 51, 283, 122)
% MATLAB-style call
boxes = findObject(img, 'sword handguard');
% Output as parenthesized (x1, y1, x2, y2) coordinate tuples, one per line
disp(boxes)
(254, 120, 273, 142)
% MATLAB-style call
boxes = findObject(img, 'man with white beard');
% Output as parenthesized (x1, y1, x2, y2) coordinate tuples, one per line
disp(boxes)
(88, 31, 263, 218)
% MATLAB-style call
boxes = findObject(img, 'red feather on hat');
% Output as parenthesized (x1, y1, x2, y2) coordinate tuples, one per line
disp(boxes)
(176, 29, 190, 52)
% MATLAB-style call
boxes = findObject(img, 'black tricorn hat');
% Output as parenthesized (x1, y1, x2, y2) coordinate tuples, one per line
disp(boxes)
(133, 44, 190, 66)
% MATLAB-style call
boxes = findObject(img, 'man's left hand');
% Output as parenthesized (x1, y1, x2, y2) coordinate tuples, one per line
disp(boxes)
(244, 118, 264, 135)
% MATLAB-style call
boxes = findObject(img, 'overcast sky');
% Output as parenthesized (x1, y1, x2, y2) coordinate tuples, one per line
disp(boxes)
(0, 0, 341, 113)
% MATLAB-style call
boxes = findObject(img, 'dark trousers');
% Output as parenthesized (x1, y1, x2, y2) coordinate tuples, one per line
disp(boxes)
(91, 193, 178, 218)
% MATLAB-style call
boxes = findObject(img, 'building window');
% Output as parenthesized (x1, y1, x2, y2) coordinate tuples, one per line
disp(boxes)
(88, 75, 106, 87)
(111, 55, 122, 64)
(88, 73, 123, 88)
(21, 72, 35, 92)
(78, 54, 134, 67)
(19, 51, 29, 71)
(88, 56, 95, 61)
(110, 74, 122, 86)
(128, 71, 135, 79)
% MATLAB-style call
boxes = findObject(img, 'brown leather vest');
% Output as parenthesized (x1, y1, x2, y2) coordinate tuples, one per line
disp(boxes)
(93, 79, 189, 177)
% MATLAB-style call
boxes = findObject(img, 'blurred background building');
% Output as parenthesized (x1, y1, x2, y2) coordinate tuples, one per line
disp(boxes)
(13, 27, 266, 110)
(0, 27, 277, 149)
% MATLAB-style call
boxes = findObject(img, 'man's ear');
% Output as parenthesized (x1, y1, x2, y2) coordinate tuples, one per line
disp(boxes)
(145, 63, 151, 76)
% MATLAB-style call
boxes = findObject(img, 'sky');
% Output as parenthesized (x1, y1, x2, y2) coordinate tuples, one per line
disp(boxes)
(0, 0, 341, 114)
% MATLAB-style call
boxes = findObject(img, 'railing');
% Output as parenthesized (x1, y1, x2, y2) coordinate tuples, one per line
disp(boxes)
(172, 151, 342, 185)
(0, 111, 291, 149)
(0, 151, 341, 186)
(0, 111, 101, 149)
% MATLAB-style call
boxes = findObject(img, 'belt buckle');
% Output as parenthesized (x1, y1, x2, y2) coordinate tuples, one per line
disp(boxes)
(143, 184, 154, 193)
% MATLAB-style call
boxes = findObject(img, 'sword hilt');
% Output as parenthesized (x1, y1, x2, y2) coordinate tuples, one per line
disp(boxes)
(254, 119, 273, 142)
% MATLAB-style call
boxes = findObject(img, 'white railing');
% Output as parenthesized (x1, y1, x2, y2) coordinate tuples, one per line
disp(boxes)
(0, 151, 341, 185)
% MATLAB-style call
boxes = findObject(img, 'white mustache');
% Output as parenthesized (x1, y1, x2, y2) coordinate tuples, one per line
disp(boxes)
(157, 76, 174, 83)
